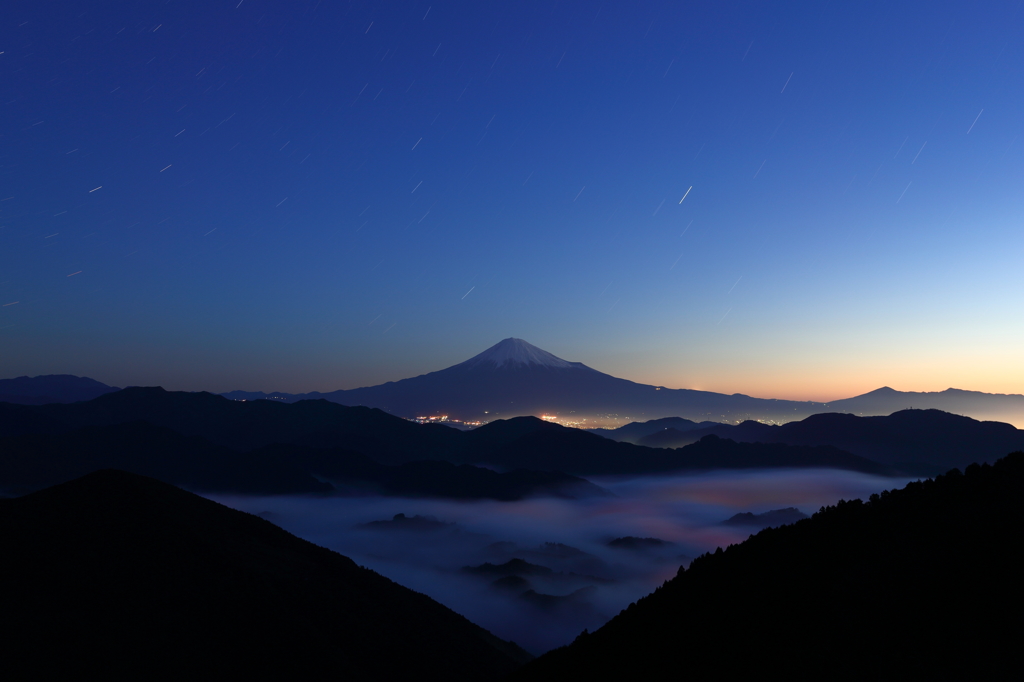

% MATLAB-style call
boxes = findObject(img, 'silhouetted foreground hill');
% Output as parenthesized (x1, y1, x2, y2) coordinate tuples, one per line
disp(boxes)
(0, 374, 119, 404)
(0, 470, 530, 679)
(513, 453, 1024, 679)
(635, 409, 1024, 472)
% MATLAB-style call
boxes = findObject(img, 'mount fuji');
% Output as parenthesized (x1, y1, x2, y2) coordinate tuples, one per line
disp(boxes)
(222, 338, 834, 424)
(221, 338, 1024, 425)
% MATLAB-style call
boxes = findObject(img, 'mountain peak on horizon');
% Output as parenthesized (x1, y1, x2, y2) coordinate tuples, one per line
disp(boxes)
(456, 338, 587, 370)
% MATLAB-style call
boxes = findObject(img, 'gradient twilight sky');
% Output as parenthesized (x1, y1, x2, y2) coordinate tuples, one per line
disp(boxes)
(2, 1, 1022, 399)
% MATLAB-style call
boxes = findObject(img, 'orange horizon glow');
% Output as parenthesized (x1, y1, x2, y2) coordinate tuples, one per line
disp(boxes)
(617, 367, 1024, 404)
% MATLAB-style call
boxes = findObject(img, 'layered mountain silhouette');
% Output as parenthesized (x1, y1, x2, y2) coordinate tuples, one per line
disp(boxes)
(0, 417, 607, 501)
(0, 421, 334, 496)
(512, 453, 1024, 679)
(219, 338, 1024, 425)
(456, 420, 893, 475)
(8, 341, 1024, 425)
(0, 374, 119, 405)
(625, 409, 1024, 473)
(590, 416, 719, 443)
(827, 385, 1024, 425)
(0, 388, 899, 489)
(0, 470, 530, 679)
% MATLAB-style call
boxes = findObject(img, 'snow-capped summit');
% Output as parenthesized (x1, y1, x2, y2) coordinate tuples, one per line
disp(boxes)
(457, 338, 587, 370)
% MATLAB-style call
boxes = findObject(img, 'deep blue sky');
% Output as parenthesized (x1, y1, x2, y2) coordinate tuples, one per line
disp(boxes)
(3, 1, 1022, 398)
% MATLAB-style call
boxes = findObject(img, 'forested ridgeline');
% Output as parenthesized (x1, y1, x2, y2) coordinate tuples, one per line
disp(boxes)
(514, 452, 1024, 680)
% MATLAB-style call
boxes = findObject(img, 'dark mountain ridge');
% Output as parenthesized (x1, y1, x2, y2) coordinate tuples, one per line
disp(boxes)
(0, 469, 530, 679)
(828, 385, 1024, 425)
(0, 374, 119, 405)
(0, 421, 333, 496)
(1, 388, 900, 487)
(0, 420, 606, 501)
(634, 408, 1024, 472)
(456, 422, 894, 476)
(513, 453, 1024, 679)
(0, 386, 463, 458)
(590, 416, 720, 443)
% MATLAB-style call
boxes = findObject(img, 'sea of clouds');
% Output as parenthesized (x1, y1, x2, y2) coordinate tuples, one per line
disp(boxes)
(207, 468, 913, 654)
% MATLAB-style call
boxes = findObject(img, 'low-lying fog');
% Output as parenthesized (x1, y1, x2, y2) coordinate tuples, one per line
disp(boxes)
(207, 468, 914, 655)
